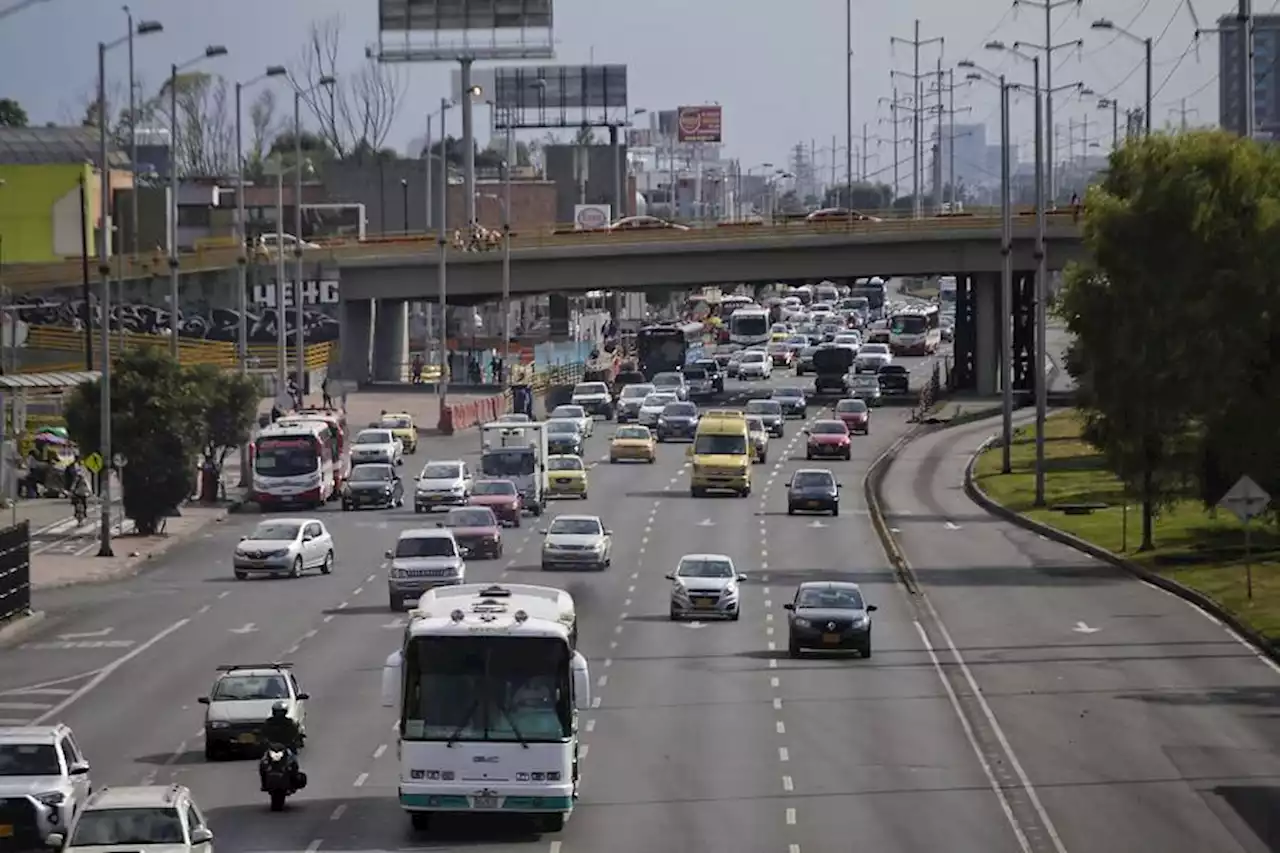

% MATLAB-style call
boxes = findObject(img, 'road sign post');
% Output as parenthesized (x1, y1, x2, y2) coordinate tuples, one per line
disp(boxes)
(1216, 475, 1271, 601)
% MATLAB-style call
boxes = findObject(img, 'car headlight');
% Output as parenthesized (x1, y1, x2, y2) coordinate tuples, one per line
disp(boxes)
(209, 721, 230, 729)
(36, 792, 65, 807)
(451, 484, 465, 493)
(268, 549, 288, 558)
(793, 618, 812, 628)
(384, 485, 394, 493)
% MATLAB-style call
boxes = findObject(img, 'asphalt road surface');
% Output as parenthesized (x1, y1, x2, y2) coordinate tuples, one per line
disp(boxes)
(0, 356, 965, 853)
(879, 416, 1280, 853)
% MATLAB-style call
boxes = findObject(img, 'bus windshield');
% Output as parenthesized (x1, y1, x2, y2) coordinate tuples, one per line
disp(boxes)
(401, 636, 572, 742)
(730, 313, 769, 338)
(891, 315, 929, 335)
(254, 437, 319, 477)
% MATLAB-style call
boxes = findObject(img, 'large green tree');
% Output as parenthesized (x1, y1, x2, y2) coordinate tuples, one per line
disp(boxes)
(0, 98, 27, 128)
(188, 364, 261, 481)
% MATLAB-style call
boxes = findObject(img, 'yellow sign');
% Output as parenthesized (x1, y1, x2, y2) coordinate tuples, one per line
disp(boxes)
(83, 452, 104, 473)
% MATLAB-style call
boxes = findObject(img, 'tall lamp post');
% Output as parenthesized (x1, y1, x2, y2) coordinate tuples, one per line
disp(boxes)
(167, 45, 229, 358)
(1090, 19, 1152, 135)
(289, 75, 337, 398)
(1097, 98, 1120, 150)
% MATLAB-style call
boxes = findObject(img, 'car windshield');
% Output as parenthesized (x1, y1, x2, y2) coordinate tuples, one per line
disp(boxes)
(247, 522, 301, 540)
(356, 431, 392, 444)
(615, 427, 649, 440)
(774, 388, 803, 399)
(793, 471, 835, 488)
(573, 383, 608, 396)
(396, 536, 457, 558)
(620, 385, 655, 399)
(746, 400, 782, 415)
(683, 368, 707, 379)
(837, 400, 869, 413)
(551, 406, 584, 418)
(70, 808, 187, 846)
(350, 465, 394, 482)
(797, 587, 865, 609)
(480, 449, 535, 477)
(811, 421, 848, 435)
(664, 403, 697, 417)
(741, 352, 765, 362)
(549, 518, 602, 535)
(546, 421, 580, 435)
(693, 433, 748, 455)
(420, 464, 462, 479)
(677, 558, 735, 578)
(212, 673, 290, 700)
(548, 457, 584, 471)
(0, 743, 59, 776)
(447, 508, 496, 527)
(380, 416, 412, 429)
(652, 373, 682, 388)
(861, 344, 889, 355)
(472, 480, 517, 496)
(643, 394, 676, 408)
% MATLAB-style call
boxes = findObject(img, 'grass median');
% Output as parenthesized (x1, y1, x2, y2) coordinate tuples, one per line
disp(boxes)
(973, 411, 1280, 641)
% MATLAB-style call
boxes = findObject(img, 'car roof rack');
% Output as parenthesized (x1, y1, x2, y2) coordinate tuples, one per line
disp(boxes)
(216, 662, 293, 672)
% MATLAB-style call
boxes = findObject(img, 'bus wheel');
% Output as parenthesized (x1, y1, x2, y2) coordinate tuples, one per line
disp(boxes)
(539, 813, 566, 832)
(410, 812, 432, 831)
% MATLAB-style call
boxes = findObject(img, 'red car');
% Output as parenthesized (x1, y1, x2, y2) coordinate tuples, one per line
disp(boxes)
(441, 506, 503, 559)
(833, 398, 871, 435)
(805, 420, 852, 460)
(467, 479, 523, 527)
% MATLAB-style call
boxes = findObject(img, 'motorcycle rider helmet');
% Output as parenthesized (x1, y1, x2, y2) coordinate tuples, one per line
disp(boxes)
(270, 700, 289, 718)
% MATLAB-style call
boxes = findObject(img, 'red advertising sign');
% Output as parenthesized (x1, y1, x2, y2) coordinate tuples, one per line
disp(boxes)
(677, 105, 723, 143)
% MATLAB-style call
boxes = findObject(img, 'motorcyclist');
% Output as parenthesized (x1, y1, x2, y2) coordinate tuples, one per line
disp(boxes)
(259, 701, 302, 789)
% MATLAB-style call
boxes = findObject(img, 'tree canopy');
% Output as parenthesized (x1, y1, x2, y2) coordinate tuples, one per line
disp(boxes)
(1061, 129, 1280, 548)
(0, 98, 27, 128)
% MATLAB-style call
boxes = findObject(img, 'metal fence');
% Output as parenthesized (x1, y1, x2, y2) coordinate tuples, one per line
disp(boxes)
(0, 521, 32, 623)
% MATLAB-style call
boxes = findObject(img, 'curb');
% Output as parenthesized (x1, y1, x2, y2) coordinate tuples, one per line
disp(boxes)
(863, 424, 931, 595)
(962, 436, 1280, 666)
(0, 610, 47, 647)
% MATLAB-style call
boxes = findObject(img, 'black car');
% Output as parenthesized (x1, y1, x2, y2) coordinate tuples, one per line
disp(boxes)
(693, 358, 725, 393)
(342, 463, 404, 510)
(744, 399, 785, 437)
(772, 387, 808, 418)
(786, 468, 841, 515)
(785, 581, 877, 657)
(811, 345, 855, 396)
(794, 346, 818, 376)
(877, 364, 911, 396)
(657, 402, 700, 441)
(546, 423, 584, 456)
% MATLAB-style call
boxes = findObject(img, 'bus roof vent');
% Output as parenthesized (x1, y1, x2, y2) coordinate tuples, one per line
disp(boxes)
(477, 585, 511, 598)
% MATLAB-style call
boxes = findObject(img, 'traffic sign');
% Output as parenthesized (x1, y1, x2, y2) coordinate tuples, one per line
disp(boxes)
(1217, 475, 1271, 524)
(83, 452, 104, 474)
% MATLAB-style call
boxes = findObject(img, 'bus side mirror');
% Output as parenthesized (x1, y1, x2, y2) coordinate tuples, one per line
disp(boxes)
(571, 650, 591, 710)
(381, 650, 402, 708)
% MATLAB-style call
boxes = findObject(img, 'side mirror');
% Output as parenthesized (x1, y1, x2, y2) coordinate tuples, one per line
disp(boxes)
(239, 535, 248, 541)
(384, 549, 394, 559)
(837, 484, 843, 489)
(297, 692, 310, 700)
(68, 761, 90, 776)
(664, 573, 675, 581)
(802, 429, 810, 434)
(45, 833, 64, 849)
(571, 650, 591, 710)
(381, 650, 402, 708)
(737, 574, 748, 582)
(783, 602, 795, 611)
(603, 529, 612, 536)
(197, 696, 210, 705)
(866, 605, 878, 613)
(190, 828, 214, 845)
(539, 529, 548, 535)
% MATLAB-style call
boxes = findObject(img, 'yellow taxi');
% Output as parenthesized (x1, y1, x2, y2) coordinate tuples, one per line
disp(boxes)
(770, 332, 789, 343)
(609, 425, 657, 463)
(378, 411, 417, 454)
(546, 454, 589, 499)
(688, 410, 752, 497)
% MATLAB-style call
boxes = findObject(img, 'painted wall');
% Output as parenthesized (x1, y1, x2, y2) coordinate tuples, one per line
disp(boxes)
(0, 163, 94, 262)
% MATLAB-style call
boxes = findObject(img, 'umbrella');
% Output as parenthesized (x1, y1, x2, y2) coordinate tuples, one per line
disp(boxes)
(36, 426, 68, 438)
(34, 433, 71, 445)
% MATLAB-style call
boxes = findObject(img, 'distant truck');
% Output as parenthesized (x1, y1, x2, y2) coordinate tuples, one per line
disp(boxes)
(479, 422, 549, 516)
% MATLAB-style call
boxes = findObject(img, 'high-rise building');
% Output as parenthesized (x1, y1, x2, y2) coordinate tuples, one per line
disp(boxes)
(1218, 13, 1280, 139)
(938, 122, 990, 189)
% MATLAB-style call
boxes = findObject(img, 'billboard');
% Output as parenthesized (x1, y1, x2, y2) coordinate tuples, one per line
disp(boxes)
(378, 0, 552, 32)
(375, 0, 555, 61)
(677, 105, 723, 143)
(492, 64, 628, 129)
(573, 204, 611, 230)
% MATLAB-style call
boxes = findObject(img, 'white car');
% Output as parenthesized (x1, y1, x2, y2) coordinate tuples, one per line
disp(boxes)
(549, 404, 594, 437)
(833, 333, 862, 350)
(737, 350, 773, 379)
(414, 460, 475, 512)
(540, 514, 612, 571)
(0, 724, 92, 840)
(49, 785, 214, 853)
(233, 517, 335, 579)
(350, 428, 403, 466)
(615, 383, 656, 422)
(569, 382, 615, 419)
(386, 528, 467, 609)
(667, 553, 747, 620)
(855, 343, 893, 373)
(199, 663, 308, 758)
(638, 392, 678, 427)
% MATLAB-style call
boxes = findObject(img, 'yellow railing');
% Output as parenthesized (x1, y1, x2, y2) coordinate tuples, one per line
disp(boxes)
(25, 326, 336, 371)
(1, 210, 1085, 292)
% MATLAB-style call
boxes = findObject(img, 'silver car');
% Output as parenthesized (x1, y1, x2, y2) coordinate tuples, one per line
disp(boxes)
(414, 460, 474, 512)
(847, 374, 882, 405)
(745, 415, 769, 464)
(667, 553, 747, 620)
(350, 428, 403, 466)
(549, 404, 594, 437)
(540, 514, 612, 571)
(650, 371, 688, 401)
(0, 724, 92, 841)
(386, 528, 466, 609)
(232, 518, 335, 579)
(615, 384, 656, 423)
(638, 392, 678, 427)
(199, 664, 308, 759)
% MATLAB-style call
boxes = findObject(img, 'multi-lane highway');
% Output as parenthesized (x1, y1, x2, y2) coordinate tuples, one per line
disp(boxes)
(0, 350, 1016, 853)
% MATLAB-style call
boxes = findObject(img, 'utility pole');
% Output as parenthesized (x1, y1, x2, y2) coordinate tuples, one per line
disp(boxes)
(846, 0, 854, 212)
(890, 20, 943, 218)
(879, 89, 913, 201)
(930, 70, 970, 209)
(861, 122, 868, 182)
(1168, 98, 1199, 130)
(1011, 0, 1083, 203)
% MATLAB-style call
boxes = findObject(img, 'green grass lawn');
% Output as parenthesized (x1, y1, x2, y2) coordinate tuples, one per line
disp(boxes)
(973, 412, 1280, 640)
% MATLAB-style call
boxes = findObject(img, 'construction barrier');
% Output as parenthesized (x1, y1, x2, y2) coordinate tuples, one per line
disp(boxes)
(437, 392, 511, 436)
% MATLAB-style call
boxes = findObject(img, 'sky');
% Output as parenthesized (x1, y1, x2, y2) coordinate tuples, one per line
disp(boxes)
(0, 0, 1244, 184)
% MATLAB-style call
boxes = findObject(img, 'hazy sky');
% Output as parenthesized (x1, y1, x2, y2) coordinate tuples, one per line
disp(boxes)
(0, 0, 1236, 182)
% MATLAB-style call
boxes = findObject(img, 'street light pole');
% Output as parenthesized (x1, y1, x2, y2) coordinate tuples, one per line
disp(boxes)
(1090, 20, 1153, 137)
(96, 41, 114, 558)
(502, 123, 513, 373)
(291, 75, 335, 399)
(1031, 55, 1048, 507)
(438, 96, 451, 405)
(125, 5, 137, 259)
(845, 0, 853, 208)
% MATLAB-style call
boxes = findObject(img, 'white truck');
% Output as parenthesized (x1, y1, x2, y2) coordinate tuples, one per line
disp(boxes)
(382, 583, 591, 834)
(479, 422, 549, 516)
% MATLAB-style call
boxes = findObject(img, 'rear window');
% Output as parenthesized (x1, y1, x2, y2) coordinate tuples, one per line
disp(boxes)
(683, 368, 707, 379)
(664, 403, 697, 416)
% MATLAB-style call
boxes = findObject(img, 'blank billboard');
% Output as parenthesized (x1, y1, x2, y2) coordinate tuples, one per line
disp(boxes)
(378, 0, 553, 32)
(493, 65, 626, 109)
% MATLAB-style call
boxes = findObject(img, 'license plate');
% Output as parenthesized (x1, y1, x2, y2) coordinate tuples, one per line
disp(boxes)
(237, 733, 258, 744)
(693, 597, 715, 608)
(473, 795, 498, 809)
(0, 825, 12, 838)
(807, 501, 821, 508)
(556, 478, 571, 484)
(822, 633, 841, 644)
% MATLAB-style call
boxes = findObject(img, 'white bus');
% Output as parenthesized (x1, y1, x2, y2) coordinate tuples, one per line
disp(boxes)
(382, 584, 591, 834)
(716, 294, 755, 321)
(814, 281, 840, 305)
(888, 305, 941, 355)
(251, 421, 338, 508)
(728, 306, 771, 347)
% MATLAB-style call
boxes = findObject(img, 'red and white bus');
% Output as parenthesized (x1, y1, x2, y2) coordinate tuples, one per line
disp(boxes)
(279, 408, 350, 491)
(251, 421, 338, 508)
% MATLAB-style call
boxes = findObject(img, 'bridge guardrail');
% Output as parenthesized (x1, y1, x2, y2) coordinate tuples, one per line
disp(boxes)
(25, 326, 337, 371)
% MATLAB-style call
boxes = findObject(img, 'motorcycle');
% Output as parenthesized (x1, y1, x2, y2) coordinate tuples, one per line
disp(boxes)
(259, 743, 306, 811)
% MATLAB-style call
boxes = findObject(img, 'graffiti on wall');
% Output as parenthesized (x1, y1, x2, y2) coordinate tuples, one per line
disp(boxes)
(11, 278, 341, 346)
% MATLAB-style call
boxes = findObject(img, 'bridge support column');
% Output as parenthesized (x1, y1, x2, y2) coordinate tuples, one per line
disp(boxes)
(338, 298, 373, 384)
(372, 298, 409, 382)
(973, 273, 999, 396)
(951, 274, 976, 392)
(1012, 271, 1035, 393)
(548, 294, 571, 339)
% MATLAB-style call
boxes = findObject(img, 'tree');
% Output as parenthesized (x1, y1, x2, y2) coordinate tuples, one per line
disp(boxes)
(157, 72, 234, 176)
(244, 88, 280, 180)
(295, 15, 406, 160)
(824, 182, 893, 211)
(187, 364, 259, 481)
(64, 347, 209, 536)
(0, 98, 28, 127)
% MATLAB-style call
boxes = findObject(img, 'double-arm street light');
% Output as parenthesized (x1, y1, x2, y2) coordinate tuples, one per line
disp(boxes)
(167, 45, 229, 358)
(1091, 19, 1152, 135)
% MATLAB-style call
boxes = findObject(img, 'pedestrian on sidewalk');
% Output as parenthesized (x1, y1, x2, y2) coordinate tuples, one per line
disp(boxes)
(321, 376, 334, 409)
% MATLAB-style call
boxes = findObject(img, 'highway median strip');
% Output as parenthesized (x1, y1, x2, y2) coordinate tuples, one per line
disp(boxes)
(970, 411, 1280, 647)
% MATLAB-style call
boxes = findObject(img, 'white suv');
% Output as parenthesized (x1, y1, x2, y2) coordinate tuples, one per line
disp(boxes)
(351, 428, 403, 466)
(0, 724, 92, 843)
(49, 784, 212, 852)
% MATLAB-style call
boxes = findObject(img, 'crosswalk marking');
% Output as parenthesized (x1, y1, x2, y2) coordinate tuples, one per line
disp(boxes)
(0, 718, 35, 726)
(2, 687, 75, 697)
(0, 701, 53, 711)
